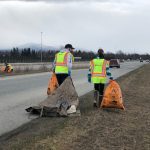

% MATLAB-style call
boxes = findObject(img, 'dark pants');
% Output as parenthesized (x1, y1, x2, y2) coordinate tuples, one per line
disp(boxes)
(94, 83, 105, 96)
(94, 83, 105, 106)
(56, 74, 69, 85)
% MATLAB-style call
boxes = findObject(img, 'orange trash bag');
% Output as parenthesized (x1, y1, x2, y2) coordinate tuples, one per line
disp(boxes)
(100, 80, 125, 110)
(0, 66, 13, 73)
(47, 73, 59, 95)
(7, 68, 13, 73)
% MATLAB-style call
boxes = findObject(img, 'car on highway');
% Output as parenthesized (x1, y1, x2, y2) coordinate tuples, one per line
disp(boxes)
(119, 59, 124, 63)
(109, 59, 120, 68)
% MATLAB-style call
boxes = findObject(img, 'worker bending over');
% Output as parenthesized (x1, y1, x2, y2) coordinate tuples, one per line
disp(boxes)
(53, 44, 74, 85)
(4, 62, 13, 73)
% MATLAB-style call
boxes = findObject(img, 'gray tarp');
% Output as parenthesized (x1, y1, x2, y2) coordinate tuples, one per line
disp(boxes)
(26, 77, 79, 117)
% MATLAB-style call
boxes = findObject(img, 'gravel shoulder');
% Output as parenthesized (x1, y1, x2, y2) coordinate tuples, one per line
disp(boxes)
(0, 64, 150, 150)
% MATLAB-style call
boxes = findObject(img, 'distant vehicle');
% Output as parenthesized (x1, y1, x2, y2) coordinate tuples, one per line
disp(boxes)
(119, 59, 124, 63)
(140, 59, 143, 62)
(146, 59, 150, 62)
(109, 59, 120, 68)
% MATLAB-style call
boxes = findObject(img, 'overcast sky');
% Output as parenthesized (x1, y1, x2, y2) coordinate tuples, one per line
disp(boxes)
(0, 0, 150, 53)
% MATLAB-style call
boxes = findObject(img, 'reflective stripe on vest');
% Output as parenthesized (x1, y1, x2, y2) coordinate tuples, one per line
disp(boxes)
(55, 52, 69, 66)
(91, 59, 107, 77)
(55, 52, 69, 73)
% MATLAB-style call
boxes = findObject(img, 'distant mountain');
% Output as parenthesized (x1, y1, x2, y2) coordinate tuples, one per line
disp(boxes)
(18, 43, 60, 51)
(0, 43, 85, 51)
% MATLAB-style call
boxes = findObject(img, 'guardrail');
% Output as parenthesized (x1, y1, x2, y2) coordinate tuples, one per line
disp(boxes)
(0, 62, 89, 72)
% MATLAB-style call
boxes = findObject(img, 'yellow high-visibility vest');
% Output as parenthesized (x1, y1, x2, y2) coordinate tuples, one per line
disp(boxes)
(90, 59, 107, 84)
(7, 64, 13, 70)
(55, 52, 70, 74)
(106, 60, 110, 67)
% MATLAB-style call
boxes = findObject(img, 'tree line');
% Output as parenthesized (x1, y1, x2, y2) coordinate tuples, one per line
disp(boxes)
(0, 48, 149, 63)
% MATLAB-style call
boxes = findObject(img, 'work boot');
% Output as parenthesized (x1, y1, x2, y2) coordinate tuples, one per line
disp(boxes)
(94, 90, 99, 107)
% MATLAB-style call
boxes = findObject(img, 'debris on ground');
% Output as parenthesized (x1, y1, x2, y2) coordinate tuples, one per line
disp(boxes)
(26, 77, 79, 117)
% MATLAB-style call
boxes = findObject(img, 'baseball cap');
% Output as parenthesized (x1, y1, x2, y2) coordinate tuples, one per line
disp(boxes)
(65, 44, 75, 49)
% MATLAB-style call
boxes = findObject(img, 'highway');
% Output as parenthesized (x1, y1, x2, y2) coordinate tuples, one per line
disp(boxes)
(0, 61, 145, 136)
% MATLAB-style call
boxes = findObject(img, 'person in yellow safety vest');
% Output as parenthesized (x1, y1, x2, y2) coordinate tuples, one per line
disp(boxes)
(5, 62, 13, 73)
(89, 49, 112, 107)
(52, 44, 75, 85)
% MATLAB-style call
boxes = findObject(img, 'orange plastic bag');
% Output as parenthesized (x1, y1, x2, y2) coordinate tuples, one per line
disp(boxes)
(47, 73, 59, 95)
(100, 80, 125, 110)
(0, 66, 13, 73)
(7, 68, 13, 73)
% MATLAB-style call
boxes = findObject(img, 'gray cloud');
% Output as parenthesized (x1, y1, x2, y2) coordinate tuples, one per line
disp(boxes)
(0, 0, 150, 53)
(0, 0, 124, 3)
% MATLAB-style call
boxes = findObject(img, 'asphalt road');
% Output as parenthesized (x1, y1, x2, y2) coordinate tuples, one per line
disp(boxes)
(0, 61, 145, 136)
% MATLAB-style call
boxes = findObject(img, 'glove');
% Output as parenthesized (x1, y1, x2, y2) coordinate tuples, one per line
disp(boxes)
(88, 73, 91, 83)
(107, 72, 111, 76)
(109, 77, 113, 80)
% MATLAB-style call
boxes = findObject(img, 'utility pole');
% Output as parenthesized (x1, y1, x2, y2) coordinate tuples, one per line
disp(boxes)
(41, 32, 43, 62)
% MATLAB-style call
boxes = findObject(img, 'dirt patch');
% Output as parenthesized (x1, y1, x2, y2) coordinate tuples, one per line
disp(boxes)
(0, 65, 150, 150)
